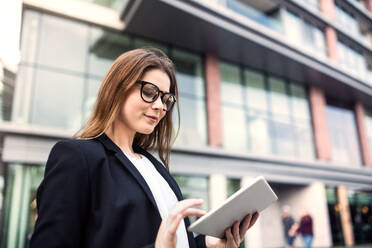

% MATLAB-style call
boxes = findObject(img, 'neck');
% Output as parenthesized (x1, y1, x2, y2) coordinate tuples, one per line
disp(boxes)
(105, 120, 136, 155)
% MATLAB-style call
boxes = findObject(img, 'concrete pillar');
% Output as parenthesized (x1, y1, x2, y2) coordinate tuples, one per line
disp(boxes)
(337, 186, 354, 247)
(205, 55, 223, 147)
(306, 182, 333, 247)
(309, 87, 332, 161)
(242, 176, 263, 248)
(354, 102, 372, 167)
(319, 0, 339, 63)
(209, 174, 227, 209)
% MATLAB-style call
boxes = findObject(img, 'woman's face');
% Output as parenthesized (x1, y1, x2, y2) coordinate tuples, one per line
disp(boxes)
(118, 69, 171, 135)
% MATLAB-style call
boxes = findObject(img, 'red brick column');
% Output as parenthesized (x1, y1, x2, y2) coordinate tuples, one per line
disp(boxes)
(319, 0, 339, 63)
(309, 87, 332, 161)
(324, 27, 339, 63)
(355, 102, 372, 167)
(205, 55, 223, 147)
(364, 0, 372, 12)
(319, 0, 335, 20)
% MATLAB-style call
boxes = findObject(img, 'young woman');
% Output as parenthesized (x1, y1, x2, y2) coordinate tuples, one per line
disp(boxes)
(30, 48, 259, 248)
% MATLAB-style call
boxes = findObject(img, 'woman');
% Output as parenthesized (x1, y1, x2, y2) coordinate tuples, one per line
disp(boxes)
(297, 211, 314, 248)
(30, 48, 259, 248)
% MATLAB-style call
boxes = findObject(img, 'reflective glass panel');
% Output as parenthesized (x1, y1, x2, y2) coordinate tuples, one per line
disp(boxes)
(220, 62, 243, 106)
(1, 164, 44, 248)
(327, 105, 361, 166)
(37, 14, 89, 73)
(173, 96, 207, 146)
(88, 27, 131, 77)
(244, 69, 267, 112)
(30, 68, 84, 131)
(20, 10, 40, 64)
(172, 174, 209, 212)
(172, 49, 205, 98)
(365, 110, 372, 160)
(222, 105, 247, 151)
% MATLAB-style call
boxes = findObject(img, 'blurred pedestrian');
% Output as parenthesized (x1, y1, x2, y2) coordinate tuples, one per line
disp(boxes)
(297, 210, 314, 248)
(282, 205, 296, 248)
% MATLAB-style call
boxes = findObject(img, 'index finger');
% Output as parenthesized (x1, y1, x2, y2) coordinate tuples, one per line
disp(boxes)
(170, 198, 204, 218)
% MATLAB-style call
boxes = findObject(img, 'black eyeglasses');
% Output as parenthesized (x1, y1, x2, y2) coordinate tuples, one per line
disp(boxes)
(136, 81, 176, 111)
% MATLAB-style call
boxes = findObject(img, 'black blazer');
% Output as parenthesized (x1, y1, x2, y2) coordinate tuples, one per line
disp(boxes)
(31, 133, 206, 248)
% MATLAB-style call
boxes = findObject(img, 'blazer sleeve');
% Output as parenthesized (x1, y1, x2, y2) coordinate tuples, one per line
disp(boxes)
(195, 235, 206, 248)
(30, 140, 90, 248)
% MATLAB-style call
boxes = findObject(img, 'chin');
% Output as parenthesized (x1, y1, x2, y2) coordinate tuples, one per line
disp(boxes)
(137, 126, 155, 135)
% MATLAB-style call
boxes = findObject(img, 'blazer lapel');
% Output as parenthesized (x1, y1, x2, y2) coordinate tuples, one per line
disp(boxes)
(97, 134, 159, 211)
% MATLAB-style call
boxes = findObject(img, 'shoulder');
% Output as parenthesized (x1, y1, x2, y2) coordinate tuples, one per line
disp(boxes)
(52, 138, 104, 156)
(48, 138, 107, 167)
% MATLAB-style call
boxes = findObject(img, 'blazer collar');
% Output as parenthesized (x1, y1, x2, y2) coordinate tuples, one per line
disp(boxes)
(96, 133, 183, 206)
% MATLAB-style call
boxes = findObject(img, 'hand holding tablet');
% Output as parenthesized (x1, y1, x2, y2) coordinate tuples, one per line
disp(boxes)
(188, 176, 278, 238)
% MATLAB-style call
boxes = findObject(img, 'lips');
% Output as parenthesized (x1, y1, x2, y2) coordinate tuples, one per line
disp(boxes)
(144, 114, 158, 123)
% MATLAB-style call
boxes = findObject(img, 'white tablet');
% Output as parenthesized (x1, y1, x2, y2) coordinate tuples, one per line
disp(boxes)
(188, 176, 278, 238)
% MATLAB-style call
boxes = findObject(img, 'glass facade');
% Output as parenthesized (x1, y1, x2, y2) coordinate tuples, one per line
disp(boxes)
(348, 190, 372, 245)
(326, 187, 345, 246)
(1, 164, 44, 248)
(77, 0, 129, 11)
(283, 10, 326, 58)
(14, 9, 207, 146)
(172, 174, 209, 223)
(221, 62, 315, 159)
(335, 3, 371, 45)
(207, 0, 283, 33)
(365, 109, 372, 159)
(297, 0, 319, 10)
(337, 40, 367, 80)
(171, 49, 208, 146)
(326, 103, 362, 166)
(226, 178, 245, 248)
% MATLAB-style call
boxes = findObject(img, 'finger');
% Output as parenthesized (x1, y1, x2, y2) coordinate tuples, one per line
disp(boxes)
(183, 208, 206, 217)
(168, 213, 185, 236)
(248, 212, 260, 229)
(239, 214, 252, 239)
(226, 227, 238, 247)
(168, 208, 205, 233)
(168, 199, 204, 222)
(167, 201, 205, 235)
(233, 221, 241, 244)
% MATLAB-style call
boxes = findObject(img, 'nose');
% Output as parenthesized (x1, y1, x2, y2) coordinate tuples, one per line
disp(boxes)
(152, 94, 165, 111)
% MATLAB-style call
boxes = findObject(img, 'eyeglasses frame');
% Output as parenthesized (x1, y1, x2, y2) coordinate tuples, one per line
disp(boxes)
(135, 80, 176, 111)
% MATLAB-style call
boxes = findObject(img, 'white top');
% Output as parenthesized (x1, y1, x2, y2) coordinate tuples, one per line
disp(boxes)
(124, 152, 190, 248)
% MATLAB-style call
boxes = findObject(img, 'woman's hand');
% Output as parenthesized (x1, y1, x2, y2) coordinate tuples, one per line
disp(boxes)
(205, 212, 259, 248)
(155, 199, 206, 248)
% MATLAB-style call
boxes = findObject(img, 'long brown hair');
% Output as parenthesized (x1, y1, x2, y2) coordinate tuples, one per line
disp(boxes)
(74, 48, 179, 169)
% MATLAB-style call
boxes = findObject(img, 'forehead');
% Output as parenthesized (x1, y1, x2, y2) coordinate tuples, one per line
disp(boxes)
(141, 69, 171, 92)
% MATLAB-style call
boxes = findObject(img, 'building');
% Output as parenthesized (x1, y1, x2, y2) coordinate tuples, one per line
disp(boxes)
(0, 0, 372, 247)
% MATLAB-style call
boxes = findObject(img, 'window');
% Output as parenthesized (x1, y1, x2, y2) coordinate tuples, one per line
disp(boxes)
(326, 104, 362, 166)
(334, 4, 360, 38)
(365, 110, 372, 160)
(173, 174, 209, 224)
(221, 62, 315, 159)
(284, 10, 326, 57)
(220, 62, 248, 151)
(348, 190, 372, 245)
(337, 40, 366, 79)
(171, 49, 207, 147)
(16, 9, 207, 144)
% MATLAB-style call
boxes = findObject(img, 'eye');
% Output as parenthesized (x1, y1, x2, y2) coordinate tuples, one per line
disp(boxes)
(142, 85, 157, 98)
